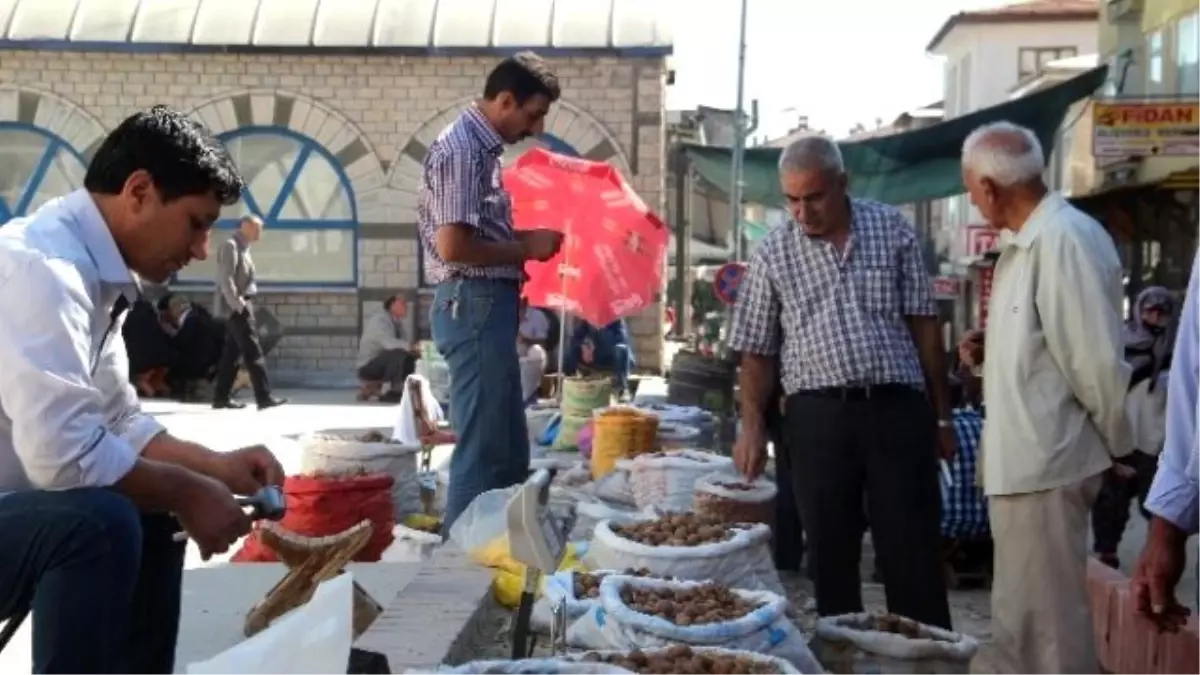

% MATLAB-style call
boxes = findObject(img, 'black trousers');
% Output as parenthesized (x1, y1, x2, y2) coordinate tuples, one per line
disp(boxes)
(213, 306, 271, 403)
(1091, 450, 1157, 556)
(767, 397, 807, 574)
(357, 349, 416, 389)
(783, 384, 952, 629)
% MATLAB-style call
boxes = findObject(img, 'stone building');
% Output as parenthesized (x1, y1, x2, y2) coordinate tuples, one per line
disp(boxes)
(0, 0, 672, 385)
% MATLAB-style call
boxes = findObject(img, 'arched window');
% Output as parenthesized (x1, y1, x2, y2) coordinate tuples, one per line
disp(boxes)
(175, 127, 357, 287)
(0, 122, 87, 223)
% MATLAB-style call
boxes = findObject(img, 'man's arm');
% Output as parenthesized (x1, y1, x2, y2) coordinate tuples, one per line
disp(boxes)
(894, 216, 951, 420)
(0, 258, 202, 510)
(727, 246, 783, 431)
(215, 239, 244, 314)
(426, 149, 525, 266)
(363, 313, 408, 352)
(1036, 225, 1132, 456)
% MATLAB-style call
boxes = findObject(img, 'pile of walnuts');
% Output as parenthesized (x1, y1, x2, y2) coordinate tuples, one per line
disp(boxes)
(572, 568, 656, 599)
(610, 513, 733, 547)
(578, 645, 782, 674)
(617, 582, 760, 626)
(694, 478, 775, 527)
(860, 613, 935, 640)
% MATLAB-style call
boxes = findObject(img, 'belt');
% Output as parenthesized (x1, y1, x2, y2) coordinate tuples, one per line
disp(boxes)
(796, 383, 913, 401)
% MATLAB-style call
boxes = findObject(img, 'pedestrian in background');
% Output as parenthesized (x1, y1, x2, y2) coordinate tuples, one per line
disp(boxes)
(419, 52, 564, 531)
(729, 134, 955, 629)
(1092, 285, 1178, 569)
(962, 121, 1132, 674)
(211, 214, 286, 411)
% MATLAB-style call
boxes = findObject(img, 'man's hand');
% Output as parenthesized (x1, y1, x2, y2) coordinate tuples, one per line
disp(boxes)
(734, 424, 769, 480)
(1112, 462, 1138, 480)
(209, 445, 285, 496)
(175, 473, 254, 561)
(937, 425, 957, 461)
(1131, 517, 1192, 632)
(958, 329, 985, 368)
(519, 229, 564, 262)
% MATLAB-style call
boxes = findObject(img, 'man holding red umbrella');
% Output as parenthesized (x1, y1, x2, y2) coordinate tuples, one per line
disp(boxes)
(418, 53, 564, 531)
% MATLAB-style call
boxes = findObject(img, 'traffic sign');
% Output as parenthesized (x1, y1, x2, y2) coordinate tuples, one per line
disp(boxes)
(713, 262, 747, 306)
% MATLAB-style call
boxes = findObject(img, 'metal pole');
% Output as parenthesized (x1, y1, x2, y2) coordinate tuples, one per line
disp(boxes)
(729, 0, 749, 262)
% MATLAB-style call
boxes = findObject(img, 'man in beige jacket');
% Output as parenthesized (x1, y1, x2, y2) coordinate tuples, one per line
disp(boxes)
(962, 122, 1131, 674)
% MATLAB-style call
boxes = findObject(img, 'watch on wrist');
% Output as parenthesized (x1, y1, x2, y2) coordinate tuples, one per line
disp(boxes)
(937, 419, 953, 429)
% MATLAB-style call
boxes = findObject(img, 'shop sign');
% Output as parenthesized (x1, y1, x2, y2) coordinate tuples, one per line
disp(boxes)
(933, 276, 961, 299)
(1093, 101, 1200, 158)
(966, 225, 1000, 258)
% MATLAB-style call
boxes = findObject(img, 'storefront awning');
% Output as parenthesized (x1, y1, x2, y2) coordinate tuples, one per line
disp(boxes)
(684, 65, 1109, 206)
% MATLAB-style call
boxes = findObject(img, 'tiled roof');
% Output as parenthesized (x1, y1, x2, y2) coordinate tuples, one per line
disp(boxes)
(0, 0, 673, 53)
(926, 0, 1098, 52)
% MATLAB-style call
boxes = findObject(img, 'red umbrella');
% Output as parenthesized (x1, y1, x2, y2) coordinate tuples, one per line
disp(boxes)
(504, 148, 668, 328)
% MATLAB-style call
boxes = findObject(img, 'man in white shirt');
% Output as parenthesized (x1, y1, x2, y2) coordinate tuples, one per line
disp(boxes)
(1132, 253, 1198, 633)
(962, 122, 1132, 673)
(0, 106, 285, 673)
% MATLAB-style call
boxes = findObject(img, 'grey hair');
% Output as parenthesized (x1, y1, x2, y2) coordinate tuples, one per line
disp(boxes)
(961, 121, 1045, 187)
(778, 135, 845, 174)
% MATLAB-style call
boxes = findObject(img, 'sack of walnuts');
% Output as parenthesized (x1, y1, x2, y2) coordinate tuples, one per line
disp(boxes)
(582, 513, 784, 594)
(566, 576, 822, 674)
(531, 567, 662, 632)
(809, 612, 980, 674)
(437, 659, 632, 674)
(693, 473, 778, 527)
(570, 645, 800, 675)
(625, 449, 734, 512)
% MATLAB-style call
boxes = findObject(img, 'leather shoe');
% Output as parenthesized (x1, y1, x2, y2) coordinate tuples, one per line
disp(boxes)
(213, 400, 247, 410)
(257, 396, 288, 411)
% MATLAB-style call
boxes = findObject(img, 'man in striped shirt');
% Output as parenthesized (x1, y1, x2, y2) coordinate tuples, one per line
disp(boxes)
(419, 53, 564, 530)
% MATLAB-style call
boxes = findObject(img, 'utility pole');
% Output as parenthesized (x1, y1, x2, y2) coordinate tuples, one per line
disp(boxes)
(729, 0, 749, 262)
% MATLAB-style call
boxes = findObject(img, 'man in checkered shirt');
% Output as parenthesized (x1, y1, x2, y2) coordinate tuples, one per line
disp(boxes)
(419, 53, 564, 531)
(729, 135, 956, 629)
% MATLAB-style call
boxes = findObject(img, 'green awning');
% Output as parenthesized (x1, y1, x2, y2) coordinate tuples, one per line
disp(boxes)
(685, 65, 1108, 206)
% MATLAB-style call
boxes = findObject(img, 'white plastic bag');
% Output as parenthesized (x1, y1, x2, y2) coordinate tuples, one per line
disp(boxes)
(586, 468, 636, 507)
(568, 647, 799, 674)
(298, 428, 422, 519)
(380, 524, 443, 562)
(810, 613, 979, 674)
(393, 374, 445, 445)
(583, 520, 783, 594)
(567, 576, 822, 674)
(571, 499, 644, 541)
(436, 659, 631, 674)
(626, 450, 734, 511)
(187, 573, 353, 674)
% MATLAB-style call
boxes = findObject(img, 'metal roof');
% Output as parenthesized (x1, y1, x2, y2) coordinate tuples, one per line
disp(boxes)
(0, 0, 673, 53)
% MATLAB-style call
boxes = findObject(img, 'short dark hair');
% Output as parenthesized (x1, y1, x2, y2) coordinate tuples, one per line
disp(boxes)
(84, 105, 244, 206)
(483, 52, 561, 104)
(383, 295, 398, 311)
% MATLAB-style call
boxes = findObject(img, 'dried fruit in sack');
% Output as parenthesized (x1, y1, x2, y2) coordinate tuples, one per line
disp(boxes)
(617, 581, 761, 626)
(693, 474, 777, 527)
(610, 512, 733, 546)
(862, 613, 948, 641)
(579, 645, 784, 674)
(573, 567, 658, 599)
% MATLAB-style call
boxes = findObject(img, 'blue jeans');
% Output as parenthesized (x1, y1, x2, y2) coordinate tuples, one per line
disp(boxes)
(0, 488, 185, 673)
(432, 278, 529, 531)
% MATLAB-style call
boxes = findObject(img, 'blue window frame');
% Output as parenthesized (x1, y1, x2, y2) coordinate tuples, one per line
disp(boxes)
(418, 132, 578, 287)
(173, 126, 358, 288)
(0, 122, 87, 224)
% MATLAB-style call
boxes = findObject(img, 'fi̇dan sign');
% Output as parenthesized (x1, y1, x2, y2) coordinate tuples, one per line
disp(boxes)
(1092, 101, 1200, 158)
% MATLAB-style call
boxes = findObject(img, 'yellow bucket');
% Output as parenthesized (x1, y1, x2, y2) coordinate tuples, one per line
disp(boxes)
(590, 407, 640, 479)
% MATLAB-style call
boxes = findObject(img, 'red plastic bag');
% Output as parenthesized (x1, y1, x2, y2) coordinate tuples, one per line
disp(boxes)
(232, 473, 396, 563)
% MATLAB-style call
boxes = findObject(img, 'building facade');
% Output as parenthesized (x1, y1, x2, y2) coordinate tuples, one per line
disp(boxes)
(0, 0, 672, 385)
(927, 0, 1098, 242)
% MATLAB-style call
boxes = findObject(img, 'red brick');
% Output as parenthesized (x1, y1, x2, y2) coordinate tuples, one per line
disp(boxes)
(1087, 558, 1200, 674)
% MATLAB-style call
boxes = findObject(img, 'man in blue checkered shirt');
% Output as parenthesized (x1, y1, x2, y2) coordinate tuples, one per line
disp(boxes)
(419, 53, 565, 531)
(729, 135, 955, 629)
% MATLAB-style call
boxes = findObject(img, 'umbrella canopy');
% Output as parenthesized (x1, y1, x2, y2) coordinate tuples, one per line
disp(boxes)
(504, 148, 669, 327)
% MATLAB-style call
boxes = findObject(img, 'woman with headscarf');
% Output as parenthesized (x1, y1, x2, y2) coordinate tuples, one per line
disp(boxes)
(1091, 285, 1177, 568)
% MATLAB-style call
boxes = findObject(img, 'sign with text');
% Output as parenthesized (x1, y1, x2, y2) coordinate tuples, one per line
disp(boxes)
(1093, 101, 1200, 158)
(977, 267, 995, 330)
(933, 276, 962, 300)
(965, 225, 1000, 258)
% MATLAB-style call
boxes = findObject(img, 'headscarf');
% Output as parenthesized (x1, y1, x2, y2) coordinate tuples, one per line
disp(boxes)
(1124, 285, 1177, 391)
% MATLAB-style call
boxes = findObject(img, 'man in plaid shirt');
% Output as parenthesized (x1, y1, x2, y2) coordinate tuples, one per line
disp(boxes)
(729, 135, 955, 628)
(419, 53, 564, 531)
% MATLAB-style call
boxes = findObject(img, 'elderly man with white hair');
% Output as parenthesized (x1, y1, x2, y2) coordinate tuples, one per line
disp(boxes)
(730, 134, 955, 629)
(962, 121, 1132, 673)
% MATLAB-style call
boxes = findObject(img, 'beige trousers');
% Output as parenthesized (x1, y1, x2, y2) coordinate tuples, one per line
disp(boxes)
(977, 473, 1104, 674)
